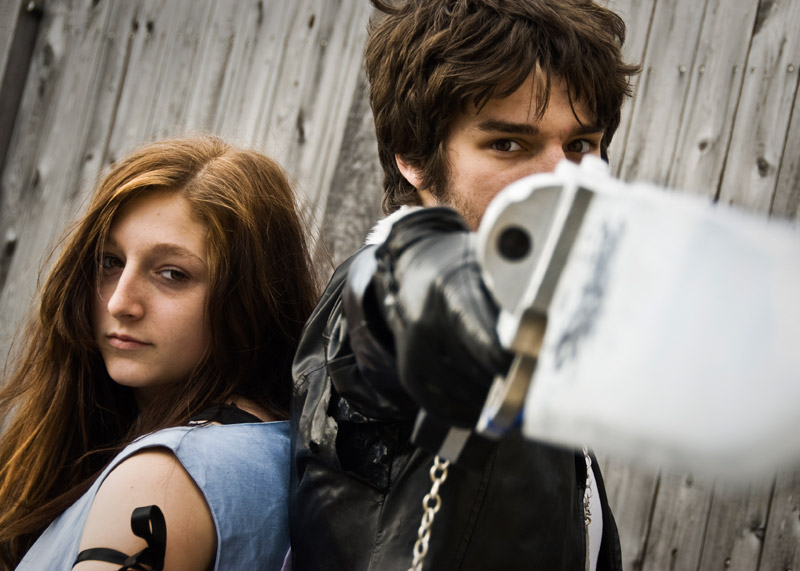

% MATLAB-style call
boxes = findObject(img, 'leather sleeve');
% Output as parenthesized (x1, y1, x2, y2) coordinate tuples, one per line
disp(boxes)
(333, 207, 511, 426)
(328, 245, 418, 420)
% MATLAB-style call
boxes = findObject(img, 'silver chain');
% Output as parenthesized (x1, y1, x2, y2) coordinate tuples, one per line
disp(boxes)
(408, 450, 591, 570)
(583, 445, 593, 526)
(408, 456, 450, 571)
(583, 445, 593, 571)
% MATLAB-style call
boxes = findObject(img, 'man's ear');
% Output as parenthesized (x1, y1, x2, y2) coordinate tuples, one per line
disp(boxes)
(396, 155, 438, 206)
(395, 154, 424, 190)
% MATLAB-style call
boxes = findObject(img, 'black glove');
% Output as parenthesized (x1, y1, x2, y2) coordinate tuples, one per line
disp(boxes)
(373, 207, 512, 428)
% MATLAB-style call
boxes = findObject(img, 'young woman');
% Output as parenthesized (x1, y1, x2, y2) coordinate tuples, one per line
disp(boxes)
(0, 135, 319, 570)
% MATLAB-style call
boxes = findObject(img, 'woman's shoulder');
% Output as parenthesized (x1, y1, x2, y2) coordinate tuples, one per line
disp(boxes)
(76, 449, 216, 570)
(171, 420, 290, 466)
(125, 420, 289, 460)
(18, 422, 292, 570)
(171, 421, 291, 499)
(78, 422, 292, 570)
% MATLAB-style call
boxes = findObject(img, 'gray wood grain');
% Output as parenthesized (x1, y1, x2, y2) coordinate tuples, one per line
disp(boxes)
(316, 73, 383, 269)
(600, 456, 660, 571)
(619, 0, 710, 185)
(758, 469, 800, 570)
(642, 472, 715, 571)
(770, 88, 800, 221)
(696, 480, 773, 571)
(0, 0, 116, 354)
(604, 0, 657, 175)
(668, 0, 759, 197)
(718, 0, 800, 213)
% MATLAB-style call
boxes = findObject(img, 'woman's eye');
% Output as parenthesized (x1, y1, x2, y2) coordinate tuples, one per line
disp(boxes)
(100, 254, 123, 270)
(159, 269, 189, 283)
(566, 139, 593, 154)
(491, 139, 522, 152)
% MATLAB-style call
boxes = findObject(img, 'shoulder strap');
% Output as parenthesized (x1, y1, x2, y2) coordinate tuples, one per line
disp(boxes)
(189, 403, 263, 425)
(74, 505, 166, 571)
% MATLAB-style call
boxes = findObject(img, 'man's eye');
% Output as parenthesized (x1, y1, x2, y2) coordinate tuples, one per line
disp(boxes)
(566, 139, 593, 154)
(491, 139, 522, 152)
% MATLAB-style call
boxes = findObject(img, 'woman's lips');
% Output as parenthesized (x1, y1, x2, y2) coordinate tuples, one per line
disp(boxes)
(107, 334, 150, 350)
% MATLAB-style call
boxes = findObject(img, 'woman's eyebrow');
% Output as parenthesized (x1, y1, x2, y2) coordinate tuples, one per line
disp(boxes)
(103, 238, 205, 264)
(148, 243, 205, 264)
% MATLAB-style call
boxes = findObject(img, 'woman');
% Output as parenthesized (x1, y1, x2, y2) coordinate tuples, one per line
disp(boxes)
(0, 135, 319, 570)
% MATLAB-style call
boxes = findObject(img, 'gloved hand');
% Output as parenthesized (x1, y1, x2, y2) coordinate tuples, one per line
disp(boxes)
(373, 207, 512, 428)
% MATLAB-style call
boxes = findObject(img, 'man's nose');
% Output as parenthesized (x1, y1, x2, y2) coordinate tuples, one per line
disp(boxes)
(106, 270, 145, 320)
(538, 144, 569, 174)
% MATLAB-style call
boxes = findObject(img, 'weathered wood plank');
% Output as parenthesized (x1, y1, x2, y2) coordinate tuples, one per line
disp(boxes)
(251, 0, 371, 227)
(317, 73, 383, 268)
(291, 0, 372, 231)
(0, 1, 45, 180)
(599, 456, 659, 571)
(0, 0, 22, 63)
(71, 0, 142, 201)
(0, 0, 57, 231)
(717, 0, 800, 213)
(770, 84, 800, 221)
(0, 0, 43, 302)
(146, 0, 216, 140)
(0, 0, 116, 358)
(601, 6, 714, 568)
(640, 472, 715, 571)
(102, 0, 179, 163)
(758, 469, 800, 570)
(603, 0, 657, 175)
(252, 0, 332, 177)
(668, 0, 759, 197)
(696, 480, 772, 571)
(180, 0, 256, 137)
(618, 0, 710, 185)
(210, 0, 295, 144)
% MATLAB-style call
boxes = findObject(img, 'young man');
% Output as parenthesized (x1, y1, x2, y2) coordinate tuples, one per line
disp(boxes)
(290, 1, 639, 569)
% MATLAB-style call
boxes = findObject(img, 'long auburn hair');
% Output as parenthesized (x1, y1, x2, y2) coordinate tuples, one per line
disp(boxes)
(0, 135, 319, 567)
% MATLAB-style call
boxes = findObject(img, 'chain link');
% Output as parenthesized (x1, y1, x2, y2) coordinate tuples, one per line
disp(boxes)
(408, 450, 591, 570)
(583, 445, 593, 527)
(408, 456, 450, 571)
(583, 445, 593, 571)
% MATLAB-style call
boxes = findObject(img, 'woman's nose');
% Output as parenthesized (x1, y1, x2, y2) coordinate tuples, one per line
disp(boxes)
(105, 270, 145, 320)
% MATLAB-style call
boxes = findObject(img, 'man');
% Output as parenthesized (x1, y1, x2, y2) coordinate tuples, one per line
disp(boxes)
(290, 0, 639, 569)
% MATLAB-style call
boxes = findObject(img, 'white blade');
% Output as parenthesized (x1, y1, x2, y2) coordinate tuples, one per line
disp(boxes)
(479, 157, 800, 478)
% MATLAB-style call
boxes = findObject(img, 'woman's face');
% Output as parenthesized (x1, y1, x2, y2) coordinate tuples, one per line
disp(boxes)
(92, 190, 211, 408)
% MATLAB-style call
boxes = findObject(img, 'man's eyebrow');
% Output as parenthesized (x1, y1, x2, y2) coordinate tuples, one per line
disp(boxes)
(476, 120, 539, 135)
(475, 119, 606, 136)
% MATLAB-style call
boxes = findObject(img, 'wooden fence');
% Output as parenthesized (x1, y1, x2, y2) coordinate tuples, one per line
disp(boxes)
(0, 0, 798, 569)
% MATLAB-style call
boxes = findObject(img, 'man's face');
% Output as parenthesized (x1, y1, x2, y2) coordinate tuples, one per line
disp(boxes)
(402, 75, 604, 229)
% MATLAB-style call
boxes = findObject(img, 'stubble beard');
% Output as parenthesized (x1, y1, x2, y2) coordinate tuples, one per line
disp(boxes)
(438, 181, 482, 231)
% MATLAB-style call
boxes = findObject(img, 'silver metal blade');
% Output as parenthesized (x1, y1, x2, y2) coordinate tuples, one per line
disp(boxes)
(478, 157, 800, 478)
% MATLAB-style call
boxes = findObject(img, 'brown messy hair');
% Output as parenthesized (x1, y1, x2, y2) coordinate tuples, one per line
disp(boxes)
(0, 135, 319, 567)
(365, 0, 641, 212)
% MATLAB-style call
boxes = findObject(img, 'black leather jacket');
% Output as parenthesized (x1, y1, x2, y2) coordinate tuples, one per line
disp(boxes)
(290, 245, 623, 570)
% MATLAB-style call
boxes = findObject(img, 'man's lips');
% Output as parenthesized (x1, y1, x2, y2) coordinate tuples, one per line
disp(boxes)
(107, 334, 151, 350)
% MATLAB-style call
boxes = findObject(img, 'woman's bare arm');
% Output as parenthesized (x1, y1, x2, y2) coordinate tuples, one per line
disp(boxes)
(74, 449, 216, 570)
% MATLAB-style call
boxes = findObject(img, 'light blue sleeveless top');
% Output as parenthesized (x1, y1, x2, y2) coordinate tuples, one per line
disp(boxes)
(17, 421, 291, 570)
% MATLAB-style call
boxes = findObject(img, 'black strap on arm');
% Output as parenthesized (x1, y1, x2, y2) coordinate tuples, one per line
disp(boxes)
(74, 505, 166, 571)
